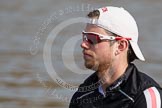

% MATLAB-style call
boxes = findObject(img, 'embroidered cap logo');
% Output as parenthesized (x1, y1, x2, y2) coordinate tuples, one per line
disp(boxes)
(102, 7, 108, 12)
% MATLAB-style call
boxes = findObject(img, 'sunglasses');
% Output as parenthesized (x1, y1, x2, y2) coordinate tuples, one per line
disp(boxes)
(82, 31, 132, 45)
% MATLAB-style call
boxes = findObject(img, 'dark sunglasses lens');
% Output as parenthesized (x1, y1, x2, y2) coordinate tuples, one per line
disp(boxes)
(83, 33, 100, 44)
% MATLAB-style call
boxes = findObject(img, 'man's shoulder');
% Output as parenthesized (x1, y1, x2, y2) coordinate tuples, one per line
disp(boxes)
(128, 63, 160, 90)
(131, 71, 162, 108)
(136, 71, 160, 89)
(124, 63, 161, 95)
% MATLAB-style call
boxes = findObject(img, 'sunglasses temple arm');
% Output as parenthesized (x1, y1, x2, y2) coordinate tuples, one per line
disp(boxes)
(115, 37, 132, 40)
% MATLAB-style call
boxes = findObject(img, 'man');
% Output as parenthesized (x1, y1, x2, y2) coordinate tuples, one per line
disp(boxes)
(69, 6, 162, 108)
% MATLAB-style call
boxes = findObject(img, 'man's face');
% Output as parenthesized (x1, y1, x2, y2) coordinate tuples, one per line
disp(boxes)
(81, 24, 116, 71)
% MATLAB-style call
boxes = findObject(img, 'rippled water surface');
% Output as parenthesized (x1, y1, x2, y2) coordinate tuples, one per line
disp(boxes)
(0, 0, 162, 108)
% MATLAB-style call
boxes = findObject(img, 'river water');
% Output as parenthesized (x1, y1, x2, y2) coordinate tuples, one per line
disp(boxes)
(0, 0, 162, 108)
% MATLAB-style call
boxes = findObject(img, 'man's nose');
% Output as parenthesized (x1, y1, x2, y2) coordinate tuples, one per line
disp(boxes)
(80, 40, 90, 49)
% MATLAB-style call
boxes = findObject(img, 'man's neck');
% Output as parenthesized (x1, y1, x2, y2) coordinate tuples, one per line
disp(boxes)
(97, 62, 128, 93)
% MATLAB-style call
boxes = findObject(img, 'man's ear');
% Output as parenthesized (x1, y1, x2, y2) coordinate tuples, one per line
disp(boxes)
(117, 39, 129, 52)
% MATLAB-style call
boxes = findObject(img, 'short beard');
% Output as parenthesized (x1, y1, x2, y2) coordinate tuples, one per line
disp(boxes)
(84, 59, 99, 71)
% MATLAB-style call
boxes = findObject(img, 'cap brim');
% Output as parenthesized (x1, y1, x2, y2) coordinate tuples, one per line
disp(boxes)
(130, 41, 145, 61)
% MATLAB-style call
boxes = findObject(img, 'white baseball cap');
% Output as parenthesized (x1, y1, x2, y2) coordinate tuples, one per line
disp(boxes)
(87, 6, 145, 61)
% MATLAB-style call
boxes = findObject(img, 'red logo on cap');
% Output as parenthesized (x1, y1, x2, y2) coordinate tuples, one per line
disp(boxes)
(102, 7, 108, 12)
